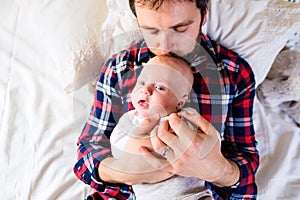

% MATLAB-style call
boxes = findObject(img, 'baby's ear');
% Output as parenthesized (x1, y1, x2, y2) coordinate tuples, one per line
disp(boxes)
(176, 95, 189, 110)
(181, 95, 189, 105)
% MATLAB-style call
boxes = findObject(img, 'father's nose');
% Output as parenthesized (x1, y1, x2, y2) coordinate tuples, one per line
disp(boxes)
(156, 31, 173, 55)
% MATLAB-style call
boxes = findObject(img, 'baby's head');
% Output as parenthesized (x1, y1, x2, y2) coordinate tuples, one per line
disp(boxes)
(131, 55, 194, 118)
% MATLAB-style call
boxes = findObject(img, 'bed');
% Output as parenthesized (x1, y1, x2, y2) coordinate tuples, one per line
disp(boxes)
(1, 0, 299, 199)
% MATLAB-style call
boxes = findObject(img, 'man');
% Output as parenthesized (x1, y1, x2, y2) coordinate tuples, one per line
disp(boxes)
(74, 0, 259, 199)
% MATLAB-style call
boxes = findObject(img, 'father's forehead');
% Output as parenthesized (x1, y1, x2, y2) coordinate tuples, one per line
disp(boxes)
(135, 0, 199, 24)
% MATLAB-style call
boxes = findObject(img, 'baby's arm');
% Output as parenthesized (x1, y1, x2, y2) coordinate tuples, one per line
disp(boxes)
(123, 135, 153, 155)
(110, 111, 154, 158)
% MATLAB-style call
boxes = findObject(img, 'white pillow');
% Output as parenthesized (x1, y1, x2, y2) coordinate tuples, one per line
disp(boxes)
(15, 0, 108, 93)
(101, 0, 300, 86)
(18, 0, 300, 92)
(204, 0, 300, 85)
(101, 0, 139, 42)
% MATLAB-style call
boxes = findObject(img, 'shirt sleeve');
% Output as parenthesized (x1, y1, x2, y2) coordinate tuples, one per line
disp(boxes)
(206, 57, 259, 200)
(73, 57, 134, 199)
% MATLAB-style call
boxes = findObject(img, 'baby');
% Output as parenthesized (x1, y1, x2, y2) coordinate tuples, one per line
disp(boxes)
(110, 55, 212, 200)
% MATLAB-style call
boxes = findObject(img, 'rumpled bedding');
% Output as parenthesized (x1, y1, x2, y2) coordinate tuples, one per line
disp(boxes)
(0, 0, 299, 199)
(0, 1, 92, 199)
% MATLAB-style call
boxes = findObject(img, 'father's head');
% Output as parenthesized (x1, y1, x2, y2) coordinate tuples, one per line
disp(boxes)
(128, 0, 209, 56)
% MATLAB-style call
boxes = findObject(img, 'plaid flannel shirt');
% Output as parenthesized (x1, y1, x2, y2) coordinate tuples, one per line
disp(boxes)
(74, 34, 259, 200)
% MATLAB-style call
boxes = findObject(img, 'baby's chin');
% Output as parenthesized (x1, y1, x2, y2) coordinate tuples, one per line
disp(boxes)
(136, 105, 170, 119)
(149, 105, 171, 119)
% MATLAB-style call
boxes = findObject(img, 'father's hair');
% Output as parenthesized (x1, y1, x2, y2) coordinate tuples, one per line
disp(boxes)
(129, 0, 209, 23)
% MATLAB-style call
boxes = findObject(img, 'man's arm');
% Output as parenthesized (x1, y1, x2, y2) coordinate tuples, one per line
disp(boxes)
(206, 56, 259, 199)
(73, 58, 124, 192)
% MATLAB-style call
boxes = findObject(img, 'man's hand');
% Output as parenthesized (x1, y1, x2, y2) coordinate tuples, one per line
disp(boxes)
(150, 110, 240, 187)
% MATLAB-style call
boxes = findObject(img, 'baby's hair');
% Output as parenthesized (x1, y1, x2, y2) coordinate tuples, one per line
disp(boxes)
(167, 53, 193, 69)
(147, 54, 194, 94)
(151, 54, 194, 76)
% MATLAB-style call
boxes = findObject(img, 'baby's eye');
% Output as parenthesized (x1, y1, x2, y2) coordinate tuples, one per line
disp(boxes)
(138, 80, 145, 85)
(155, 85, 166, 91)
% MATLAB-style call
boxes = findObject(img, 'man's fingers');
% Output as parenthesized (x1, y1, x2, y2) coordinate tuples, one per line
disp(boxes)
(168, 113, 198, 140)
(159, 115, 196, 156)
(150, 125, 167, 153)
(180, 110, 210, 134)
(139, 146, 171, 171)
(150, 124, 177, 161)
(178, 111, 221, 159)
(198, 125, 221, 159)
(157, 120, 178, 144)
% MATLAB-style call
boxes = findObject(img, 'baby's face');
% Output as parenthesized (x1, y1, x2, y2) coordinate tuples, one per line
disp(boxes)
(131, 63, 191, 118)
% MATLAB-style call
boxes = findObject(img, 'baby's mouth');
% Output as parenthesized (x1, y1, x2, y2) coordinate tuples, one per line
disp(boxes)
(138, 99, 148, 107)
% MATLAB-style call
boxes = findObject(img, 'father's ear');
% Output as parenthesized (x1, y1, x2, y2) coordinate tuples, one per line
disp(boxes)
(202, 8, 208, 26)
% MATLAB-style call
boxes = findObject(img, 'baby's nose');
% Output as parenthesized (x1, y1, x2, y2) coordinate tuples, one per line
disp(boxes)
(141, 84, 153, 95)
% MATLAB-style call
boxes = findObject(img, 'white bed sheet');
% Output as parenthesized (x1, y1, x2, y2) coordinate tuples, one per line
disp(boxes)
(254, 99, 300, 199)
(0, 1, 92, 199)
(0, 0, 299, 200)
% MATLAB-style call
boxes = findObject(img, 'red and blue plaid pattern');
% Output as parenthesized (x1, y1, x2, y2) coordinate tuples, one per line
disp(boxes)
(74, 34, 259, 200)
